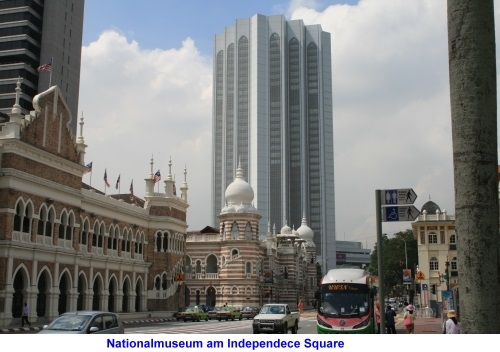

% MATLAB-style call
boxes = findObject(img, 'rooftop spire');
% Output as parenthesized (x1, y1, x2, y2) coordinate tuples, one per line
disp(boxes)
(12, 78, 22, 114)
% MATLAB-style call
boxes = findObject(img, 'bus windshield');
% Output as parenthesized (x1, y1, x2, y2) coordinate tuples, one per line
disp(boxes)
(319, 291, 370, 318)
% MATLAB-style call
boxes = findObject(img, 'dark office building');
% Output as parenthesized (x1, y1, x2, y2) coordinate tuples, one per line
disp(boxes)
(0, 0, 84, 133)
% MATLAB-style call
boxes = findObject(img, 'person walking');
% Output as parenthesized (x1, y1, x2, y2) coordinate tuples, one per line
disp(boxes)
(403, 304, 416, 333)
(21, 302, 30, 327)
(385, 305, 397, 334)
(443, 310, 461, 334)
(375, 303, 381, 333)
(297, 300, 304, 315)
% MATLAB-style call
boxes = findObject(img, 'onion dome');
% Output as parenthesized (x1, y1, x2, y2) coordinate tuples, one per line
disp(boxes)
(297, 215, 315, 247)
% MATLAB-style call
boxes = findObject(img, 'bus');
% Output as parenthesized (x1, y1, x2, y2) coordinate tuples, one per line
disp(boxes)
(316, 268, 375, 334)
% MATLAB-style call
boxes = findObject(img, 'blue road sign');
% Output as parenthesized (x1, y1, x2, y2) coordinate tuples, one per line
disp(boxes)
(382, 205, 420, 222)
(422, 284, 428, 291)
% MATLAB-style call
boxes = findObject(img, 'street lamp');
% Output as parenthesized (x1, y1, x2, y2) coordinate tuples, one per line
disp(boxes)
(399, 237, 408, 269)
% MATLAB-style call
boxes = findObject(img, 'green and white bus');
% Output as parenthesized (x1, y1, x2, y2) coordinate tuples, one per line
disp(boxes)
(317, 268, 375, 334)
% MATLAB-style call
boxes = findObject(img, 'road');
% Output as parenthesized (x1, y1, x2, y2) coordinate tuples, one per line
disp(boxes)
(125, 316, 318, 334)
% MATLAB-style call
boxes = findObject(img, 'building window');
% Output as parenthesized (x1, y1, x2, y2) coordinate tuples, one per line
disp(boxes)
(451, 257, 457, 270)
(428, 233, 437, 244)
(450, 234, 456, 244)
(420, 231, 425, 244)
(245, 262, 252, 274)
(245, 222, 252, 240)
(429, 257, 439, 270)
(231, 222, 239, 240)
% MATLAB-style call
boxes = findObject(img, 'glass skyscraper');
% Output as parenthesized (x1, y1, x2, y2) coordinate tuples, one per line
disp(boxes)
(0, 0, 84, 134)
(211, 14, 336, 271)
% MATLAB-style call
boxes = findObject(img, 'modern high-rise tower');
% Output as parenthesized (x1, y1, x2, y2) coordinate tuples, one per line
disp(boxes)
(211, 14, 336, 271)
(0, 0, 84, 134)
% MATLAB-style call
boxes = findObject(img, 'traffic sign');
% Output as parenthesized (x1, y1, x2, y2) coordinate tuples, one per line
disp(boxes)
(382, 205, 420, 222)
(381, 188, 417, 205)
(422, 284, 428, 291)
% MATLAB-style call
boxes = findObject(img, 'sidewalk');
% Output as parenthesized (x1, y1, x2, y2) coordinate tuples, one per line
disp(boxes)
(395, 312, 443, 334)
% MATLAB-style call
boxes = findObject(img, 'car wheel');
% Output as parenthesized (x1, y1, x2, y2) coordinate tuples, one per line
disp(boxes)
(205, 316, 208, 321)
(218, 319, 221, 321)
(239, 315, 242, 321)
(184, 319, 187, 322)
(282, 323, 288, 334)
(231, 316, 235, 321)
(292, 322, 298, 334)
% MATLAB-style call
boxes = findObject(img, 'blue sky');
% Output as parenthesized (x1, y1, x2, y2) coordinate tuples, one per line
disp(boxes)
(83, 1, 359, 53)
(78, 0, 500, 251)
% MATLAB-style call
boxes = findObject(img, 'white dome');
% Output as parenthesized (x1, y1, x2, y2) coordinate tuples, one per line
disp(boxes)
(297, 215, 315, 246)
(225, 165, 254, 205)
(279, 224, 293, 235)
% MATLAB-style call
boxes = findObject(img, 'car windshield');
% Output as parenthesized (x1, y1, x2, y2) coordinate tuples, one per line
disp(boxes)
(46, 315, 91, 331)
(243, 307, 252, 311)
(185, 307, 196, 312)
(260, 305, 285, 314)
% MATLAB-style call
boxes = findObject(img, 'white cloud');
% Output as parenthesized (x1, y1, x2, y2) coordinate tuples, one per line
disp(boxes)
(80, 0, 500, 251)
(80, 30, 213, 230)
(291, 0, 455, 250)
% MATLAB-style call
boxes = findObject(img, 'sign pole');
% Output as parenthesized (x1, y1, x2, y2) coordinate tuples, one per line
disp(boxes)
(376, 189, 385, 334)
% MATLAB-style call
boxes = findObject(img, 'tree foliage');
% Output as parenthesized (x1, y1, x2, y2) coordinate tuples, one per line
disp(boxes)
(367, 229, 418, 299)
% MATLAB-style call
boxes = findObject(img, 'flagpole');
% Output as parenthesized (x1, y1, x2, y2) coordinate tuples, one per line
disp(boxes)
(49, 57, 53, 87)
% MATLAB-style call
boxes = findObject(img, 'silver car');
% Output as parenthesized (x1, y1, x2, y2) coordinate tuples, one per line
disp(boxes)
(38, 311, 124, 334)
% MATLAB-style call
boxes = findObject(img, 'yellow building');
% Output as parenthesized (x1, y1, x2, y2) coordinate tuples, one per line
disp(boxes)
(411, 200, 457, 311)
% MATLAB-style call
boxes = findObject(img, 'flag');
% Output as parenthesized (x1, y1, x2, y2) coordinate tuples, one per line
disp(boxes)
(129, 180, 134, 201)
(37, 58, 52, 72)
(154, 170, 161, 183)
(83, 162, 93, 174)
(115, 174, 121, 190)
(173, 182, 177, 196)
(104, 169, 110, 188)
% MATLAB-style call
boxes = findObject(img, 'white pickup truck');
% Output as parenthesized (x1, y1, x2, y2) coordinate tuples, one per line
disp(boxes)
(252, 303, 300, 334)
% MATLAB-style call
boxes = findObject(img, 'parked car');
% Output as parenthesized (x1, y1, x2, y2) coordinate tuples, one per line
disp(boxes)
(241, 306, 260, 319)
(183, 306, 209, 322)
(208, 306, 222, 320)
(217, 306, 242, 321)
(38, 311, 123, 334)
(175, 307, 187, 321)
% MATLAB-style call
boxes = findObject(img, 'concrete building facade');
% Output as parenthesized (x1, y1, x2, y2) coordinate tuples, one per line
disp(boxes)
(211, 14, 336, 272)
(0, 0, 84, 133)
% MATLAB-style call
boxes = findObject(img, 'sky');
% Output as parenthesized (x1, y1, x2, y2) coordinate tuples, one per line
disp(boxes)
(79, 0, 500, 252)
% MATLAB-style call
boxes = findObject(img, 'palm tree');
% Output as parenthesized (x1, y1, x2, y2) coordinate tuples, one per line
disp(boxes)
(447, 0, 500, 333)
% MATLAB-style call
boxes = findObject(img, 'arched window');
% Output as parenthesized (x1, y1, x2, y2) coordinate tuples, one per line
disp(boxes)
(429, 257, 439, 270)
(245, 223, 252, 240)
(13, 203, 22, 232)
(450, 234, 456, 244)
(156, 232, 162, 252)
(162, 273, 167, 290)
(245, 261, 252, 274)
(231, 222, 239, 240)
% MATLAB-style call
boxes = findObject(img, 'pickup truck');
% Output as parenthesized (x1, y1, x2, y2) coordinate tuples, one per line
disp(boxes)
(252, 303, 300, 334)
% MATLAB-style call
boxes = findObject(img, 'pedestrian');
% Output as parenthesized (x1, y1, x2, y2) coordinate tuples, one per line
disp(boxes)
(298, 300, 303, 315)
(385, 305, 396, 334)
(21, 302, 30, 327)
(375, 303, 381, 334)
(443, 310, 460, 334)
(403, 304, 416, 333)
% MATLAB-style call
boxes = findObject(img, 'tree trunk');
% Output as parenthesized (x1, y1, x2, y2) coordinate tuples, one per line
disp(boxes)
(447, 0, 500, 333)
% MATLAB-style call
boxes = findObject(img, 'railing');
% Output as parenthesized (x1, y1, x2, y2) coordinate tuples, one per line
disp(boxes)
(205, 273, 219, 279)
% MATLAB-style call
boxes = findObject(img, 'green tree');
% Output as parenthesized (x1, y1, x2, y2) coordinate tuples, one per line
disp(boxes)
(447, 0, 500, 333)
(368, 230, 418, 300)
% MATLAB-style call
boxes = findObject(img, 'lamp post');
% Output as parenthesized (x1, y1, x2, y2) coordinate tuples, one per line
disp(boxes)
(445, 259, 450, 291)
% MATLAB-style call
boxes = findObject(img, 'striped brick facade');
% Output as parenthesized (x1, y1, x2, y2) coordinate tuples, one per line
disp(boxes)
(0, 84, 189, 327)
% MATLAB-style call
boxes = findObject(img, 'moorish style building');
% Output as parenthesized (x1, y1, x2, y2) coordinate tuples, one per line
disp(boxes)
(186, 163, 318, 309)
(0, 82, 189, 326)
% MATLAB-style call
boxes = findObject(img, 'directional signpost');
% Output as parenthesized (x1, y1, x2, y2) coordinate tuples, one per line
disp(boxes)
(375, 188, 419, 334)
